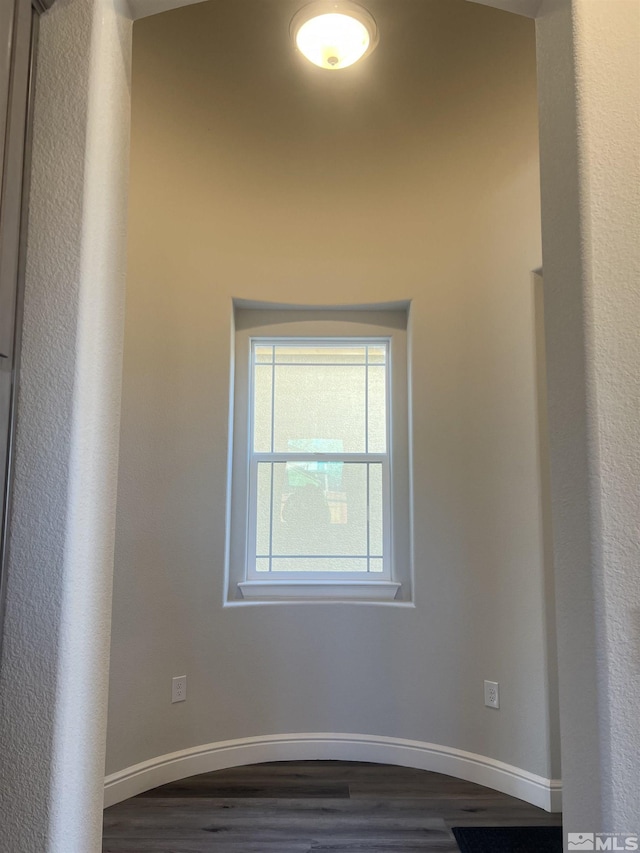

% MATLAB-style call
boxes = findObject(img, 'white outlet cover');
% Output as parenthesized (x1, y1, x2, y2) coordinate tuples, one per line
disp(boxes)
(484, 680, 500, 709)
(172, 675, 187, 703)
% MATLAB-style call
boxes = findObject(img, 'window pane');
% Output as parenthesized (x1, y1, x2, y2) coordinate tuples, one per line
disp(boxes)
(255, 345, 274, 364)
(275, 461, 367, 556)
(251, 462, 387, 575)
(367, 364, 387, 453)
(248, 340, 391, 581)
(269, 462, 368, 561)
(368, 345, 386, 365)
(271, 557, 368, 573)
(274, 345, 367, 365)
(255, 463, 272, 556)
(272, 359, 367, 453)
(369, 463, 383, 557)
(253, 364, 273, 452)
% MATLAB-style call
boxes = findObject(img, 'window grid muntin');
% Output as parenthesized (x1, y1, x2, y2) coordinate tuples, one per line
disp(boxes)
(247, 337, 391, 580)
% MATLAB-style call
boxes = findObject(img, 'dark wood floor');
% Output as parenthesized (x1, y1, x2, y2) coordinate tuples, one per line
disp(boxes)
(102, 760, 562, 852)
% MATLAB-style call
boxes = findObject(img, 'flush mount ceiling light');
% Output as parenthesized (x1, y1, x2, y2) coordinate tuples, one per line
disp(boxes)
(290, 1, 379, 71)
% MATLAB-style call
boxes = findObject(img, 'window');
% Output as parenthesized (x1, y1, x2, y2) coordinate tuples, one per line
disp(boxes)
(226, 305, 412, 603)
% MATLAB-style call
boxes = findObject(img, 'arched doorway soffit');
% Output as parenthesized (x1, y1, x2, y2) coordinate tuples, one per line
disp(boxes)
(466, 0, 542, 18)
(128, 0, 543, 23)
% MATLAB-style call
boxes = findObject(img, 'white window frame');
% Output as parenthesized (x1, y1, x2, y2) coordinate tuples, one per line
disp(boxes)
(246, 336, 392, 583)
(226, 305, 413, 604)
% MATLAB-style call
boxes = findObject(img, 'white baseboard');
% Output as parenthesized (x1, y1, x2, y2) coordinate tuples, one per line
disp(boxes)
(104, 732, 562, 813)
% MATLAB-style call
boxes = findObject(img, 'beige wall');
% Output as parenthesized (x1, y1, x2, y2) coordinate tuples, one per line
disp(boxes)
(107, 0, 559, 786)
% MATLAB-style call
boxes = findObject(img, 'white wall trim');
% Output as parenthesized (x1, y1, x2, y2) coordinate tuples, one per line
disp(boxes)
(104, 733, 562, 813)
(237, 580, 402, 601)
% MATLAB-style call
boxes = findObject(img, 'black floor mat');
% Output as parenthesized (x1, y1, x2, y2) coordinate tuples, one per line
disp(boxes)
(452, 825, 563, 853)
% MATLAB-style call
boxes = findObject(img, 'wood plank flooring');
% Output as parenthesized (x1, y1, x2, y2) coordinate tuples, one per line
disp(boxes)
(102, 760, 562, 852)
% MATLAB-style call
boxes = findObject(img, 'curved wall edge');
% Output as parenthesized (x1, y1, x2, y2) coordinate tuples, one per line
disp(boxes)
(104, 732, 562, 812)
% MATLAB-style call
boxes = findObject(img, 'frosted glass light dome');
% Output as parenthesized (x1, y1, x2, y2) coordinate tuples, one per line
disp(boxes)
(290, 2, 379, 70)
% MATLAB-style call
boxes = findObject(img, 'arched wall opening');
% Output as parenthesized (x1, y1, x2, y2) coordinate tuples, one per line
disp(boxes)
(106, 0, 558, 813)
(0, 0, 637, 850)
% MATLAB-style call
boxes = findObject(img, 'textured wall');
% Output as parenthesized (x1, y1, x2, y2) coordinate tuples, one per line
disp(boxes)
(0, 0, 131, 850)
(574, 1, 640, 828)
(107, 0, 559, 789)
(536, 0, 640, 835)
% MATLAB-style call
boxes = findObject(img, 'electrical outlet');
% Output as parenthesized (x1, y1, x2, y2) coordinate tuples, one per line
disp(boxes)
(172, 675, 187, 703)
(484, 680, 500, 709)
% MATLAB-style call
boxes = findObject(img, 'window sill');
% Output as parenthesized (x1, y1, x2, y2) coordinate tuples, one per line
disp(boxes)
(238, 580, 401, 602)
